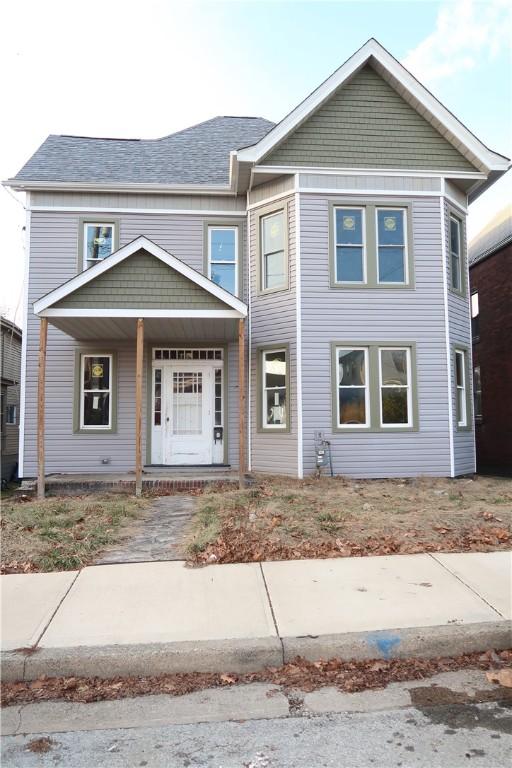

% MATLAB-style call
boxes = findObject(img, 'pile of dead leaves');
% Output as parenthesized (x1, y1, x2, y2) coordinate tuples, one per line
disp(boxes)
(3, 650, 511, 707)
(190, 524, 512, 565)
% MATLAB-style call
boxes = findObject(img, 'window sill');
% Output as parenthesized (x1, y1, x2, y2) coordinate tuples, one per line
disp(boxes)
(331, 425, 418, 434)
(329, 281, 414, 290)
(73, 428, 117, 435)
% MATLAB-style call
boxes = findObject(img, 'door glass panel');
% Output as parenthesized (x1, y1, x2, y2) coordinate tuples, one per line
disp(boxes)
(172, 372, 203, 435)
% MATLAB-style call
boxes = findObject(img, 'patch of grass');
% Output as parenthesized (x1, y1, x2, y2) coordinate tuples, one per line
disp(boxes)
(1, 495, 147, 573)
(187, 504, 221, 554)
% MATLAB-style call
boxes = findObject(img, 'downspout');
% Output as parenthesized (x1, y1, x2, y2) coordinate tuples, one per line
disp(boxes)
(246, 190, 252, 472)
(439, 181, 455, 477)
(295, 175, 303, 478)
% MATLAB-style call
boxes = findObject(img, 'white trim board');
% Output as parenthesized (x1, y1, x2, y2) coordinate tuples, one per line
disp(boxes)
(18, 192, 31, 477)
(33, 235, 248, 317)
(294, 185, 303, 479)
(252, 166, 487, 179)
(30, 206, 247, 216)
(40, 308, 244, 318)
(236, 39, 509, 172)
(439, 189, 455, 477)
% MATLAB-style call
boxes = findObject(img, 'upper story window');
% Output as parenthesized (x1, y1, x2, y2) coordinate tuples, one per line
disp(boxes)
(376, 208, 407, 284)
(83, 222, 116, 269)
(5, 404, 17, 425)
(471, 291, 479, 341)
(207, 226, 238, 296)
(449, 215, 463, 292)
(334, 208, 366, 283)
(331, 203, 411, 289)
(260, 209, 287, 292)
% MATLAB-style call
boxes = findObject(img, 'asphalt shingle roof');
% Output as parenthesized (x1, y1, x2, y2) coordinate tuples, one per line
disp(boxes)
(13, 116, 275, 186)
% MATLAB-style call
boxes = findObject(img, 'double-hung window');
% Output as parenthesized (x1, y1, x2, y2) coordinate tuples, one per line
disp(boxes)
(207, 226, 238, 296)
(379, 348, 412, 427)
(471, 291, 480, 341)
(455, 349, 468, 428)
(79, 354, 113, 430)
(260, 347, 288, 429)
(450, 216, 463, 292)
(83, 222, 116, 268)
(376, 209, 407, 284)
(260, 209, 287, 291)
(336, 348, 369, 426)
(5, 405, 17, 425)
(334, 208, 365, 283)
(331, 203, 410, 287)
(473, 366, 482, 421)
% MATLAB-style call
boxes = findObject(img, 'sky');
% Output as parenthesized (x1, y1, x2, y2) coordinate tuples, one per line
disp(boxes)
(1, 0, 511, 324)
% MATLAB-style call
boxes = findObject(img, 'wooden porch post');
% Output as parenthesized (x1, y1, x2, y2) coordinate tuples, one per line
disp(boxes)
(135, 318, 144, 497)
(238, 318, 246, 489)
(37, 317, 48, 500)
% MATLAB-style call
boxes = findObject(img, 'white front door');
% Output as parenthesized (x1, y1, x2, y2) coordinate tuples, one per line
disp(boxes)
(163, 365, 213, 465)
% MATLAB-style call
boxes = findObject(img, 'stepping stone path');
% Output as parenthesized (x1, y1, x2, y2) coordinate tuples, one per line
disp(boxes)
(96, 495, 196, 564)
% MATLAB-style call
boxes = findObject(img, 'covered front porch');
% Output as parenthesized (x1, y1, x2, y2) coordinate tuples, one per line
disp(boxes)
(33, 237, 248, 498)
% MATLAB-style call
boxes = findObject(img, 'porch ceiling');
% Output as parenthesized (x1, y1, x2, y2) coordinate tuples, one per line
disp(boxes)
(47, 315, 242, 341)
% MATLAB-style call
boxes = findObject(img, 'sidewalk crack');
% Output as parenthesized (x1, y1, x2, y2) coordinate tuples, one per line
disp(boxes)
(28, 570, 81, 668)
(428, 553, 505, 619)
(259, 563, 284, 665)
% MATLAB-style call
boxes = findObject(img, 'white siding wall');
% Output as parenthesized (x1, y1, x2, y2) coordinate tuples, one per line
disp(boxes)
(299, 193, 452, 477)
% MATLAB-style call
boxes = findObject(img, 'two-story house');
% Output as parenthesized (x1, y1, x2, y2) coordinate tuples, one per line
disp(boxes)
(5, 39, 509, 497)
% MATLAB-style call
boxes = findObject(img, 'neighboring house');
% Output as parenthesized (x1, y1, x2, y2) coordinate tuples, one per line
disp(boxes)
(4, 39, 510, 493)
(1, 317, 22, 483)
(469, 206, 512, 474)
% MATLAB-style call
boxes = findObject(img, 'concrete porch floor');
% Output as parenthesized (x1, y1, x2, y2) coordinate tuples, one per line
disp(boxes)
(18, 466, 241, 496)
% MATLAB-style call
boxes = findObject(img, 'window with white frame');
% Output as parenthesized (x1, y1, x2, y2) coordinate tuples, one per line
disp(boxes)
(471, 291, 480, 340)
(5, 404, 16, 425)
(80, 354, 112, 429)
(334, 208, 366, 283)
(450, 216, 462, 292)
(336, 348, 369, 426)
(455, 349, 467, 427)
(376, 208, 407, 284)
(208, 226, 238, 295)
(261, 348, 287, 428)
(379, 348, 412, 426)
(261, 210, 286, 291)
(83, 223, 115, 268)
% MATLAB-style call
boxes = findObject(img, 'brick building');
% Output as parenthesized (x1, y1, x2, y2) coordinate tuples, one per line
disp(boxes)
(469, 206, 512, 474)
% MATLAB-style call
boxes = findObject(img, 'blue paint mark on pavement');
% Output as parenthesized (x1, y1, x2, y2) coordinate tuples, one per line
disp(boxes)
(367, 633, 401, 658)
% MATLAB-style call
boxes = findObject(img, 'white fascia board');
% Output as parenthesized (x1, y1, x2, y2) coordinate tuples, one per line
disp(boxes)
(33, 235, 247, 316)
(252, 165, 487, 179)
(3, 179, 235, 195)
(40, 308, 245, 318)
(236, 39, 510, 172)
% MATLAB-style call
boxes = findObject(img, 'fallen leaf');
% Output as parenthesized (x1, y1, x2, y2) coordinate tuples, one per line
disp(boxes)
(486, 668, 512, 688)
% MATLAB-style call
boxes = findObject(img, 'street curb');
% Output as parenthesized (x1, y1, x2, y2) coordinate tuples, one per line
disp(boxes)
(1, 637, 283, 682)
(2, 621, 510, 683)
(281, 620, 512, 663)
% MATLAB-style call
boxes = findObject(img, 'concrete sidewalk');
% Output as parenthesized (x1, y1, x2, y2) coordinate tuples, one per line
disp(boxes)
(1, 551, 510, 681)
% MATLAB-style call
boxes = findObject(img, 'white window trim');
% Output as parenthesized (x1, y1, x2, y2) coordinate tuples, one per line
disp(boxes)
(375, 207, 408, 285)
(336, 347, 370, 428)
(455, 349, 467, 427)
(262, 348, 288, 429)
(333, 206, 367, 284)
(5, 405, 17, 425)
(80, 353, 113, 430)
(207, 226, 239, 297)
(449, 215, 462, 292)
(261, 210, 287, 292)
(83, 222, 115, 269)
(379, 347, 412, 428)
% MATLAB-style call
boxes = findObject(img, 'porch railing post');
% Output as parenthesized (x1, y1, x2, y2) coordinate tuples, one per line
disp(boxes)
(238, 317, 246, 489)
(37, 317, 48, 500)
(135, 318, 144, 497)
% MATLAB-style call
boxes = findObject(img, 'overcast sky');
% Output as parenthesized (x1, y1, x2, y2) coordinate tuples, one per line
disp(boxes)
(1, 0, 511, 324)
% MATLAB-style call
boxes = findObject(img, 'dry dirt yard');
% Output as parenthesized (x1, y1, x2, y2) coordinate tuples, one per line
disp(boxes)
(1, 494, 147, 573)
(187, 474, 512, 564)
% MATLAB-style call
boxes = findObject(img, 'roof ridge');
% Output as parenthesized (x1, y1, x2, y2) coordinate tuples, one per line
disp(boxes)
(157, 115, 273, 141)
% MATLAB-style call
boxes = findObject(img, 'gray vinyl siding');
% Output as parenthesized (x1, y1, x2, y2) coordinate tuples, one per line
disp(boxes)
(444, 198, 475, 475)
(249, 195, 298, 475)
(445, 181, 467, 210)
(263, 66, 476, 172)
(248, 176, 295, 206)
(30, 191, 247, 212)
(299, 174, 441, 193)
(300, 193, 451, 477)
(23, 208, 247, 476)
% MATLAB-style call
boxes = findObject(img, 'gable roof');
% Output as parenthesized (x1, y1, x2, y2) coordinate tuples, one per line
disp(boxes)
(469, 205, 512, 266)
(236, 39, 510, 176)
(34, 236, 247, 317)
(10, 117, 274, 188)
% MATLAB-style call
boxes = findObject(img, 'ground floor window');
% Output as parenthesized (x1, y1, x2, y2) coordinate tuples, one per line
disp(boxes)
(77, 353, 114, 431)
(258, 346, 289, 431)
(332, 343, 416, 431)
(455, 348, 470, 429)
